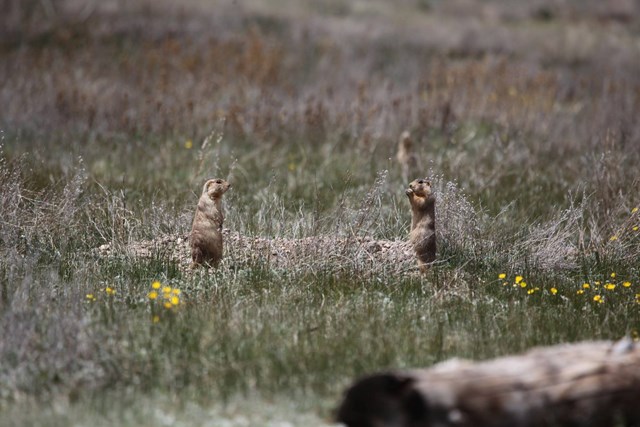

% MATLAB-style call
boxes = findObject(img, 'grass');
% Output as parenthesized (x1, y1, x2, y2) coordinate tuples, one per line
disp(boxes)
(1, 0, 640, 425)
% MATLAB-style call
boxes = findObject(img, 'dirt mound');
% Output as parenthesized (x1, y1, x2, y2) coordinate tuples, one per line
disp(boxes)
(96, 230, 418, 274)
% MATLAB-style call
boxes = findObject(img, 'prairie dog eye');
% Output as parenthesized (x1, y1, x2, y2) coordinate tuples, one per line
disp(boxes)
(215, 179, 222, 184)
(418, 179, 424, 184)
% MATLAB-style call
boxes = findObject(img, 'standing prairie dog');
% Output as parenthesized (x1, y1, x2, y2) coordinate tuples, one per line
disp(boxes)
(396, 131, 420, 185)
(190, 178, 231, 268)
(405, 178, 436, 272)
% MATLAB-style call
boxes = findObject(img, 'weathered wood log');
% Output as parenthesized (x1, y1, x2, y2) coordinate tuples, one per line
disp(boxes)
(336, 339, 640, 427)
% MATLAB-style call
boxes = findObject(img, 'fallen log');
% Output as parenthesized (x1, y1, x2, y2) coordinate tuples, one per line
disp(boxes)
(336, 338, 640, 427)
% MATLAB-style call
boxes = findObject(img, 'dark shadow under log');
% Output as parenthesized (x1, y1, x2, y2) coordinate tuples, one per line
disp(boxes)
(336, 339, 640, 427)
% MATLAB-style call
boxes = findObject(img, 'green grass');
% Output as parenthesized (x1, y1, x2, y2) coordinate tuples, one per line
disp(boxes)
(1, 0, 640, 425)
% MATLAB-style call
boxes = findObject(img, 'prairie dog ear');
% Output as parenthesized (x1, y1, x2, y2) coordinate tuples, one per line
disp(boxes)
(202, 179, 213, 194)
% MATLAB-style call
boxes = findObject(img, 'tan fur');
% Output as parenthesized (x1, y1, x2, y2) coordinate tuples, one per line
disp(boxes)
(190, 178, 231, 268)
(396, 130, 420, 184)
(405, 178, 436, 272)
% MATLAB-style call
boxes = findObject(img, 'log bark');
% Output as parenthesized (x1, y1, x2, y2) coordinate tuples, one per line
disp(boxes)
(336, 339, 640, 427)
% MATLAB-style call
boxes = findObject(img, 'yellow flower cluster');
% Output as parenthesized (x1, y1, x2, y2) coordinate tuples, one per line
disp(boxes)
(497, 271, 637, 303)
(86, 286, 116, 302)
(148, 281, 182, 322)
(498, 273, 543, 295)
(576, 272, 636, 304)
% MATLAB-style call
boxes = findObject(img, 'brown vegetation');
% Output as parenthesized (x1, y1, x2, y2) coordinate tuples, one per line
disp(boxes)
(1, 0, 640, 424)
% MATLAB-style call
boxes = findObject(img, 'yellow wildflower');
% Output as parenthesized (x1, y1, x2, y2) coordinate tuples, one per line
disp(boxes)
(498, 273, 506, 279)
(633, 226, 639, 231)
(152, 315, 160, 323)
(550, 288, 558, 295)
(632, 207, 639, 214)
(171, 289, 181, 295)
(105, 287, 116, 296)
(610, 272, 616, 279)
(185, 139, 193, 149)
(623, 281, 632, 288)
(583, 283, 590, 289)
(148, 291, 158, 300)
(162, 286, 172, 294)
(595, 281, 601, 286)
(152, 281, 161, 289)
(576, 290, 585, 295)
(609, 235, 618, 241)
(604, 283, 616, 291)
(593, 295, 603, 303)
(86, 294, 96, 301)
(527, 289, 535, 295)
(170, 296, 180, 306)
(164, 302, 172, 309)
(515, 275, 523, 284)
(520, 281, 527, 288)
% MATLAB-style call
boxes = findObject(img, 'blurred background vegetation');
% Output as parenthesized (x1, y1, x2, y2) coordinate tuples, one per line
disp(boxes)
(0, 0, 639, 425)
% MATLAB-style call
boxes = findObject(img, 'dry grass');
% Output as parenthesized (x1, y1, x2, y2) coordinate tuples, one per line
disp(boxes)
(1, 0, 640, 425)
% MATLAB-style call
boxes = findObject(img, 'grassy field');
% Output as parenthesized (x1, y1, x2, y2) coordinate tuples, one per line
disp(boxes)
(1, 0, 640, 425)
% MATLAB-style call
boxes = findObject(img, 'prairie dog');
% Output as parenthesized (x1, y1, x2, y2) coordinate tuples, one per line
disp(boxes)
(405, 178, 436, 272)
(397, 131, 420, 184)
(190, 178, 231, 268)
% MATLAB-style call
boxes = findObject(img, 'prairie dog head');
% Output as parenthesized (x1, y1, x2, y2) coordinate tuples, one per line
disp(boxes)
(202, 178, 231, 199)
(406, 178, 432, 198)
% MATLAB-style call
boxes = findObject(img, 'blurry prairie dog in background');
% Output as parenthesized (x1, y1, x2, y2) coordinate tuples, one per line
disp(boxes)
(396, 130, 420, 184)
